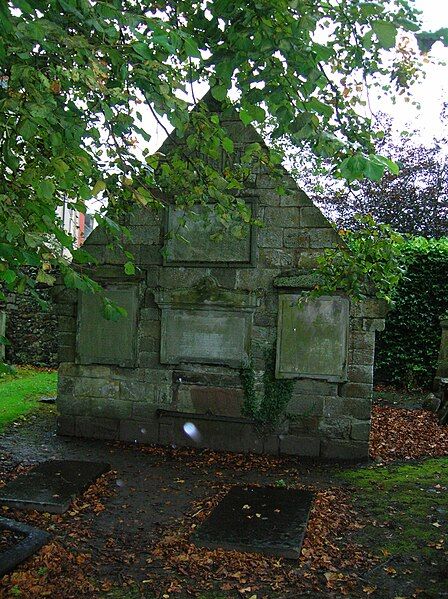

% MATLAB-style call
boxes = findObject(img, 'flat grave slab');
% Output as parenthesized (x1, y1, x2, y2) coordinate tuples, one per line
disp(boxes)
(193, 485, 315, 559)
(0, 516, 51, 576)
(0, 460, 110, 514)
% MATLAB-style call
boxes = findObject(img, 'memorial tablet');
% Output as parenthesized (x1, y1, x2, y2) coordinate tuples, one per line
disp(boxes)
(77, 285, 138, 366)
(276, 294, 349, 381)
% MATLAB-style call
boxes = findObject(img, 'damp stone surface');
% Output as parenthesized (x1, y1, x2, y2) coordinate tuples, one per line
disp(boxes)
(0, 460, 110, 514)
(193, 485, 315, 559)
(0, 516, 51, 576)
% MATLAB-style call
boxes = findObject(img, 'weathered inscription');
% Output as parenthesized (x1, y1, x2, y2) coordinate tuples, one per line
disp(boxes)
(76, 286, 138, 367)
(276, 294, 349, 381)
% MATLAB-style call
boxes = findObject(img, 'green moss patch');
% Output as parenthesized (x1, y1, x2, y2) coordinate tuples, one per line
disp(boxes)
(339, 458, 447, 556)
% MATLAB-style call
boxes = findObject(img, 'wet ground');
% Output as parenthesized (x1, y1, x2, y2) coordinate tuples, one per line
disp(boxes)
(0, 405, 446, 598)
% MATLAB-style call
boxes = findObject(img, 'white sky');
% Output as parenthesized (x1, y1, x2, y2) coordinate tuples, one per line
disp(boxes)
(374, 0, 448, 142)
(142, 0, 448, 153)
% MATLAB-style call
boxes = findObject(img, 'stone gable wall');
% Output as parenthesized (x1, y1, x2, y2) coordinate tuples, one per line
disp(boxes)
(55, 116, 385, 460)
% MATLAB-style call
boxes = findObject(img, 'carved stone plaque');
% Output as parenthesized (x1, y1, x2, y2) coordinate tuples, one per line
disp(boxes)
(76, 286, 138, 367)
(155, 281, 258, 367)
(276, 294, 349, 381)
(164, 203, 255, 264)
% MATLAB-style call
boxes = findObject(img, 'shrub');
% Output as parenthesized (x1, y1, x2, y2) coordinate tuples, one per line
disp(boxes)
(375, 237, 448, 389)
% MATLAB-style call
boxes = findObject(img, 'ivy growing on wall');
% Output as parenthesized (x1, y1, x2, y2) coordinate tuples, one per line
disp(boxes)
(241, 346, 294, 429)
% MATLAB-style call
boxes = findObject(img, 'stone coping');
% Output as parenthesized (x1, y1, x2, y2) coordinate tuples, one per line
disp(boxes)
(0, 516, 51, 577)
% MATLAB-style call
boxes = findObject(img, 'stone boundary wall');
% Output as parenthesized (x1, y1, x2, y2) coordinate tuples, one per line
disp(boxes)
(2, 285, 57, 367)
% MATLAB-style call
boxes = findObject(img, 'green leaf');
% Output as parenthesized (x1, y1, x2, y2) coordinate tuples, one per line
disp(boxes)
(103, 298, 127, 321)
(222, 137, 234, 154)
(2, 269, 16, 284)
(372, 20, 397, 49)
(184, 37, 201, 58)
(37, 180, 55, 200)
(36, 270, 56, 285)
(18, 119, 37, 140)
(211, 85, 227, 102)
(124, 261, 135, 275)
(92, 180, 106, 196)
(239, 108, 253, 126)
(364, 157, 385, 181)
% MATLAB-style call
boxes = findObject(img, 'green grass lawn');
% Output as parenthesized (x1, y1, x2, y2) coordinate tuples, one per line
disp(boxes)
(0, 366, 57, 430)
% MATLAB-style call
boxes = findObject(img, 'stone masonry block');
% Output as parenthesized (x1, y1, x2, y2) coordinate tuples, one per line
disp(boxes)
(236, 269, 278, 291)
(75, 416, 119, 440)
(263, 207, 300, 228)
(362, 318, 386, 332)
(286, 394, 325, 416)
(57, 395, 91, 416)
(58, 316, 76, 333)
(260, 248, 294, 268)
(350, 420, 371, 441)
(159, 267, 209, 289)
(350, 349, 375, 366)
(131, 402, 160, 420)
(139, 336, 158, 353)
(323, 397, 372, 420)
(90, 397, 132, 419)
(255, 173, 297, 190)
(350, 331, 375, 351)
(128, 226, 160, 245)
(296, 250, 322, 269)
(258, 228, 283, 248)
(74, 378, 119, 399)
(350, 298, 388, 318)
(318, 417, 351, 439)
(320, 439, 369, 461)
(340, 382, 372, 399)
(119, 418, 159, 444)
(279, 434, 320, 457)
(57, 375, 75, 396)
(58, 346, 75, 363)
(139, 351, 160, 368)
(300, 207, 331, 228)
(56, 415, 75, 437)
(120, 380, 151, 401)
(59, 363, 80, 377)
(309, 228, 340, 249)
(280, 190, 313, 207)
(347, 365, 374, 385)
(283, 229, 310, 249)
(79, 365, 112, 379)
(257, 190, 281, 206)
(208, 268, 237, 289)
(293, 379, 338, 396)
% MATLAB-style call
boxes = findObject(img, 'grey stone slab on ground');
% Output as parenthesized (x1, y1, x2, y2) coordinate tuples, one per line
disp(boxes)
(193, 485, 314, 559)
(0, 516, 51, 576)
(0, 460, 110, 514)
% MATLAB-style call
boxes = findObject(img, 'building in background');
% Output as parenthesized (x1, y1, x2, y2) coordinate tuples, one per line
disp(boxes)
(56, 203, 95, 248)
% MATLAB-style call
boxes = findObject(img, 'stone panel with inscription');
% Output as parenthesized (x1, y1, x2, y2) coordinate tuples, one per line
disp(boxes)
(276, 294, 349, 381)
(76, 286, 138, 367)
(165, 203, 254, 264)
(155, 279, 258, 367)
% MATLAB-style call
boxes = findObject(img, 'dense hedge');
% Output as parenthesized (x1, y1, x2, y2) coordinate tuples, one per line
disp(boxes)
(375, 238, 448, 389)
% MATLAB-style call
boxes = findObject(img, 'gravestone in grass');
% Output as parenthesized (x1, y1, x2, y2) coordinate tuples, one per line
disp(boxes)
(193, 485, 314, 559)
